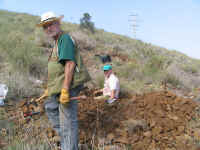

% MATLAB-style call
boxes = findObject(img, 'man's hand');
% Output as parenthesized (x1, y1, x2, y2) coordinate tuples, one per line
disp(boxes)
(59, 88, 70, 105)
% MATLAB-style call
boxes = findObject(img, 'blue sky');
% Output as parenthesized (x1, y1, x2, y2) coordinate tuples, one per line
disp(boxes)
(0, 0, 200, 59)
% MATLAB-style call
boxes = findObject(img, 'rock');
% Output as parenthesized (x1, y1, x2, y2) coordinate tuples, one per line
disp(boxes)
(143, 131, 152, 137)
(167, 114, 179, 121)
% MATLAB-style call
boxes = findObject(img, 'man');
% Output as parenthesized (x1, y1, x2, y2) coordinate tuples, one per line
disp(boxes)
(94, 65, 120, 103)
(36, 12, 90, 150)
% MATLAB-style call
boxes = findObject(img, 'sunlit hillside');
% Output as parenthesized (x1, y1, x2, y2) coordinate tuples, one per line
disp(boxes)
(1, 9, 200, 99)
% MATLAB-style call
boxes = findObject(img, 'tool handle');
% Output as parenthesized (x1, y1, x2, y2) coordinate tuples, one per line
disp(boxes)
(35, 95, 47, 102)
(70, 95, 87, 100)
(35, 95, 86, 102)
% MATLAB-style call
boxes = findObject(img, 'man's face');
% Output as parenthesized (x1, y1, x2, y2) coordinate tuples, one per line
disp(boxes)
(104, 70, 112, 78)
(42, 21, 61, 38)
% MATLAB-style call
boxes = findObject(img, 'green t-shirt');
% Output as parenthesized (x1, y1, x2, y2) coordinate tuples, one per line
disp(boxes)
(57, 34, 76, 64)
(47, 33, 91, 96)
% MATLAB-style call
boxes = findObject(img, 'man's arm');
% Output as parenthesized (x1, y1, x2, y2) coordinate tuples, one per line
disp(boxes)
(110, 90, 116, 99)
(62, 60, 75, 91)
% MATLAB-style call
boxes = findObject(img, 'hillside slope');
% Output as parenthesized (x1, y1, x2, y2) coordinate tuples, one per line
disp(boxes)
(1, 10, 200, 150)
(0, 9, 200, 98)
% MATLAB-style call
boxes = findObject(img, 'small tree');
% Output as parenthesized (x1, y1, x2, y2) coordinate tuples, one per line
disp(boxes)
(80, 13, 95, 33)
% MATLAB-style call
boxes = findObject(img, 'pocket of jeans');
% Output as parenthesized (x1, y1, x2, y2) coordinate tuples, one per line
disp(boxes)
(44, 96, 59, 111)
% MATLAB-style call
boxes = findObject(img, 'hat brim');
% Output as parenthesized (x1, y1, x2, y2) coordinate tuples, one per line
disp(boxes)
(36, 15, 64, 27)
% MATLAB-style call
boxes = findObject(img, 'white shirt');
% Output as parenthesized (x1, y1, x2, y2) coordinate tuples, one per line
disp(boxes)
(0, 84, 8, 99)
(103, 74, 120, 98)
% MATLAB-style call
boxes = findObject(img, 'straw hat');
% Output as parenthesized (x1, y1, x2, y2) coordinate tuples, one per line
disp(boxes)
(37, 11, 64, 27)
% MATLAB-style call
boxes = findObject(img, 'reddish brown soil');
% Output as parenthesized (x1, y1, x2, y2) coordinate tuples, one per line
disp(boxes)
(78, 90, 200, 149)
(3, 90, 200, 150)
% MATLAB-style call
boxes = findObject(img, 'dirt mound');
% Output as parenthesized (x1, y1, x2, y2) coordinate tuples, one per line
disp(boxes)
(2, 90, 200, 149)
(78, 90, 200, 149)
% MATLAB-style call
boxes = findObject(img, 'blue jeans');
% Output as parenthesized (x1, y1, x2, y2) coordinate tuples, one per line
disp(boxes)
(44, 85, 83, 150)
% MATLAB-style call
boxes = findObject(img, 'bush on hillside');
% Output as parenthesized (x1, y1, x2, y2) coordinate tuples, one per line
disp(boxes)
(70, 31, 96, 50)
(2, 72, 41, 99)
(4, 31, 46, 78)
(181, 64, 198, 74)
(34, 29, 53, 48)
(80, 13, 95, 33)
(162, 73, 183, 88)
(116, 63, 139, 80)
(143, 55, 166, 74)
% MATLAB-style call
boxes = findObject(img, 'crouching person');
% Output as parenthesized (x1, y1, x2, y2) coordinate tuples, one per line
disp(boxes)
(94, 65, 120, 104)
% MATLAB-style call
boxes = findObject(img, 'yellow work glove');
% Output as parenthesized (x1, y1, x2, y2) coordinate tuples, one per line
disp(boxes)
(59, 89, 70, 105)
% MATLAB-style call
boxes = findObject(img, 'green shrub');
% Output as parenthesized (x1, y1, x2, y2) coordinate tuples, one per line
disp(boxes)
(116, 63, 139, 79)
(3, 72, 41, 99)
(112, 45, 123, 54)
(163, 73, 182, 87)
(34, 28, 52, 48)
(2, 31, 46, 78)
(147, 55, 166, 70)
(182, 64, 198, 74)
(70, 31, 96, 51)
(80, 13, 95, 33)
(142, 55, 166, 77)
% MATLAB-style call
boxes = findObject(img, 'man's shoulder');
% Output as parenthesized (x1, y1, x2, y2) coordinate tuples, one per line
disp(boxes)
(109, 74, 119, 81)
(60, 33, 71, 41)
(58, 33, 74, 47)
(111, 73, 118, 78)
